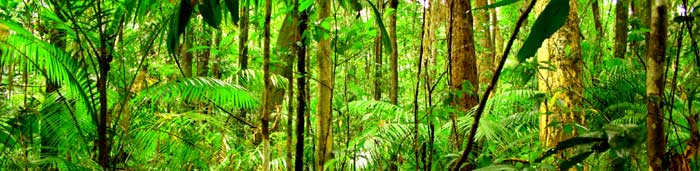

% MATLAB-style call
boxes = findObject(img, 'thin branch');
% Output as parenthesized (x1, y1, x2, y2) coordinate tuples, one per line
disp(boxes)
(451, 0, 537, 170)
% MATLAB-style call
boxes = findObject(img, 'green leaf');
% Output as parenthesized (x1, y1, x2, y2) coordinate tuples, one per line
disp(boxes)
(299, 0, 313, 12)
(167, 0, 194, 55)
(200, 0, 223, 28)
(474, 0, 520, 10)
(516, 0, 569, 61)
(366, 0, 392, 54)
(224, 0, 239, 25)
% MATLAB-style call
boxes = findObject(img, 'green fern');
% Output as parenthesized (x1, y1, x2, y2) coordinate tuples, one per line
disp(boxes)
(132, 77, 259, 110)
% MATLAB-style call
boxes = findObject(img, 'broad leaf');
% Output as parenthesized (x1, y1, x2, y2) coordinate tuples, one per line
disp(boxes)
(299, 0, 313, 12)
(366, 0, 392, 54)
(167, 0, 194, 54)
(200, 0, 223, 28)
(474, 0, 519, 10)
(516, 0, 569, 61)
(224, 0, 239, 25)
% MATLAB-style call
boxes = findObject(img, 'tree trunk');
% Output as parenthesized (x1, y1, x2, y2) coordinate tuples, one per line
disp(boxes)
(181, 27, 193, 77)
(591, 0, 604, 66)
(261, 0, 272, 170)
(197, 28, 211, 77)
(388, 0, 398, 105)
(449, 0, 479, 149)
(373, 0, 383, 101)
(212, 30, 222, 79)
(315, 0, 333, 170)
(475, 0, 494, 89)
(646, 0, 667, 170)
(489, 0, 501, 62)
(295, 6, 309, 171)
(614, 0, 629, 59)
(238, 1, 250, 119)
(239, 3, 249, 70)
(536, 0, 584, 149)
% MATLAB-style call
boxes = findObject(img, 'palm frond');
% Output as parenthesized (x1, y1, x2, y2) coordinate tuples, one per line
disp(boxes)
(132, 77, 259, 110)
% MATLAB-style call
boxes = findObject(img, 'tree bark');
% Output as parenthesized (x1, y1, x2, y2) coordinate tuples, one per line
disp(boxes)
(373, 0, 383, 101)
(197, 28, 211, 77)
(591, 0, 604, 66)
(614, 0, 629, 59)
(475, 0, 494, 88)
(449, 0, 479, 149)
(315, 0, 333, 170)
(261, 0, 272, 170)
(181, 27, 193, 77)
(295, 6, 309, 171)
(646, 0, 667, 170)
(536, 0, 584, 149)
(388, 0, 398, 105)
(490, 0, 501, 62)
(239, 3, 249, 70)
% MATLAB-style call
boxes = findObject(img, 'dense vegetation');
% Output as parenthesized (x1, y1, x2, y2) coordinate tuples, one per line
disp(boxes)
(0, 0, 699, 170)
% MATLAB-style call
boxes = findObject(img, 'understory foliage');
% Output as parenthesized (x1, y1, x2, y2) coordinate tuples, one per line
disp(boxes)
(0, 0, 699, 170)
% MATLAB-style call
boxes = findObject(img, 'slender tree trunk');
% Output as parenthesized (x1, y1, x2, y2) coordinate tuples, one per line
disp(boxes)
(614, 0, 629, 59)
(213, 30, 222, 79)
(475, 0, 493, 89)
(295, 6, 309, 171)
(261, 0, 272, 170)
(238, 1, 250, 120)
(239, 2, 250, 70)
(96, 2, 116, 168)
(646, 0, 667, 170)
(536, 0, 584, 149)
(197, 28, 211, 77)
(315, 0, 333, 170)
(489, 0, 501, 61)
(181, 27, 193, 77)
(388, 0, 398, 105)
(373, 0, 383, 101)
(449, 0, 479, 150)
(591, 0, 604, 66)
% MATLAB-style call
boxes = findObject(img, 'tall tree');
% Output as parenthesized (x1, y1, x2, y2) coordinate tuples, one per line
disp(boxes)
(239, 1, 250, 70)
(261, 0, 272, 169)
(315, 0, 333, 170)
(489, 0, 501, 60)
(536, 0, 584, 149)
(388, 0, 398, 105)
(373, 0, 383, 100)
(646, 0, 667, 170)
(475, 0, 494, 87)
(196, 28, 211, 77)
(449, 0, 479, 149)
(614, 0, 629, 58)
(295, 4, 309, 171)
(591, 0, 604, 65)
(181, 26, 193, 77)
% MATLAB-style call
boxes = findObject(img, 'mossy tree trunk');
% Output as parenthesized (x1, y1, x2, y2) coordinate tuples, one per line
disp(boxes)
(536, 0, 584, 149)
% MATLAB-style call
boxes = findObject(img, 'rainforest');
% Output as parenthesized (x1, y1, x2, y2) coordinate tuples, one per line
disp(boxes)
(0, 0, 699, 170)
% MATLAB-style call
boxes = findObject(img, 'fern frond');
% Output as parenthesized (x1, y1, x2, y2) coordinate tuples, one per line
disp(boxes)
(133, 77, 259, 110)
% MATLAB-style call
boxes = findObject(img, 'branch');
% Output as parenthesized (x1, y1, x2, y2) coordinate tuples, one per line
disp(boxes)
(451, 0, 537, 170)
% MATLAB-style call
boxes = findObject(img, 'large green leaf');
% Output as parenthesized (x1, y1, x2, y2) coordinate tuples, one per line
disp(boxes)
(516, 0, 569, 61)
(224, 0, 239, 25)
(366, 0, 392, 54)
(473, 0, 520, 10)
(167, 0, 194, 55)
(200, 0, 223, 28)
